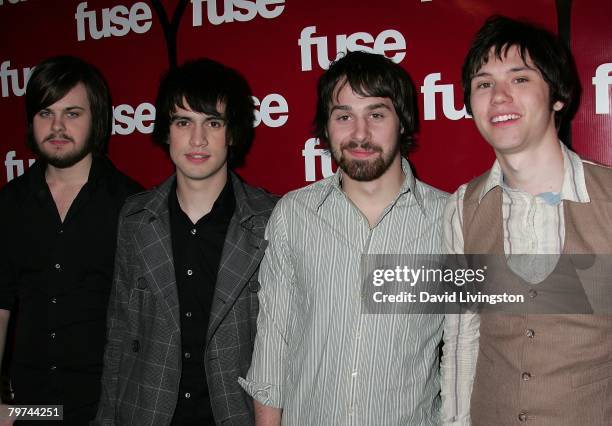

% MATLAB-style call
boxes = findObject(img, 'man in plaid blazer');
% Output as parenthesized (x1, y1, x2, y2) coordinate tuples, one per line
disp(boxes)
(94, 59, 276, 425)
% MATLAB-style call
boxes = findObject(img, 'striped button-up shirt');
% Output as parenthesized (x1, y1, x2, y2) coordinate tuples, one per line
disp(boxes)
(440, 143, 591, 425)
(240, 159, 448, 426)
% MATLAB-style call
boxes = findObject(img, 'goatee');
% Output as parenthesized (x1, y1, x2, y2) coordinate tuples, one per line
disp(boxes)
(332, 140, 395, 182)
(34, 133, 93, 168)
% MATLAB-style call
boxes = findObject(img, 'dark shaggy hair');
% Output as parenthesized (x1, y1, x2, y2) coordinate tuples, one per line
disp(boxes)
(462, 15, 580, 126)
(25, 55, 112, 154)
(313, 51, 418, 156)
(152, 58, 255, 168)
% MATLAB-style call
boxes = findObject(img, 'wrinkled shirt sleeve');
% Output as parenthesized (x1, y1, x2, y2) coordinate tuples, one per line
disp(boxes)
(239, 200, 294, 408)
(440, 185, 480, 426)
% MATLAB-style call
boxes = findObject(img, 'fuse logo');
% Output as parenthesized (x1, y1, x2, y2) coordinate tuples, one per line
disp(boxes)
(298, 26, 406, 71)
(0, 60, 34, 98)
(75, 1, 153, 41)
(593, 63, 612, 115)
(253, 93, 289, 128)
(302, 138, 334, 181)
(5, 151, 35, 182)
(191, 0, 285, 26)
(111, 93, 289, 136)
(112, 102, 156, 136)
(420, 72, 469, 121)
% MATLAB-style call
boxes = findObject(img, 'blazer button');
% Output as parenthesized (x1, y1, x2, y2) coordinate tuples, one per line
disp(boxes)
(525, 329, 535, 338)
(521, 372, 531, 381)
(136, 277, 148, 289)
(518, 411, 528, 422)
(249, 281, 261, 293)
(132, 340, 140, 352)
(528, 289, 537, 298)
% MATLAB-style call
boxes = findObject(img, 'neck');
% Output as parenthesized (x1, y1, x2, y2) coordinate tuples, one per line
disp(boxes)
(497, 138, 564, 195)
(176, 167, 228, 223)
(45, 153, 93, 186)
(341, 154, 405, 225)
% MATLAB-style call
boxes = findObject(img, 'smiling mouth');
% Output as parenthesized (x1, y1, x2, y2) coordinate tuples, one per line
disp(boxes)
(491, 114, 521, 124)
(345, 149, 379, 159)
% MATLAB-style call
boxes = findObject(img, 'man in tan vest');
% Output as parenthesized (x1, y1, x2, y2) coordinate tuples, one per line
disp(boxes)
(440, 16, 612, 426)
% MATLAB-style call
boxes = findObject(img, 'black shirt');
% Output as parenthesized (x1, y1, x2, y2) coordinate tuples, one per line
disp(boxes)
(168, 178, 235, 425)
(0, 156, 142, 424)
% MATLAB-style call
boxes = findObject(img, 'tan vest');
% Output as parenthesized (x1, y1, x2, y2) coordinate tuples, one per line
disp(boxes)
(463, 163, 612, 426)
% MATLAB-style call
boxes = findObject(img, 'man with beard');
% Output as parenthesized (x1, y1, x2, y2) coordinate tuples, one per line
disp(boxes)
(240, 51, 448, 425)
(0, 56, 141, 424)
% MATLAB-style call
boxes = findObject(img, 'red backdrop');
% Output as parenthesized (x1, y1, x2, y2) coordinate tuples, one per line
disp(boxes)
(0, 0, 610, 194)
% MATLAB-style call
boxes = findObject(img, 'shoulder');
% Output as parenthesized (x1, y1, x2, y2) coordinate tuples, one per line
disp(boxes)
(414, 179, 449, 203)
(121, 188, 158, 216)
(582, 160, 612, 200)
(0, 172, 28, 200)
(277, 177, 331, 209)
(234, 177, 279, 216)
(100, 156, 144, 197)
(0, 166, 37, 210)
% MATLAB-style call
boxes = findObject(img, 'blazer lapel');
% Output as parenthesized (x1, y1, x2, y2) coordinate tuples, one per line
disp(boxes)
(132, 176, 181, 333)
(206, 215, 267, 344)
(206, 174, 269, 344)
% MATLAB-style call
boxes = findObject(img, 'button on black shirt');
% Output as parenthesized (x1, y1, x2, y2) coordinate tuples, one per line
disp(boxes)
(0, 156, 142, 424)
(169, 178, 235, 425)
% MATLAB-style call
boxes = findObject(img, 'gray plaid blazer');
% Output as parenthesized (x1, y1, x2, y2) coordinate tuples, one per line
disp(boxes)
(94, 172, 277, 426)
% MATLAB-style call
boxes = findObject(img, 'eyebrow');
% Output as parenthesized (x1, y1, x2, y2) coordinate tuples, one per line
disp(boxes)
(41, 106, 86, 112)
(472, 65, 538, 79)
(330, 103, 392, 114)
(170, 114, 192, 121)
(170, 114, 225, 122)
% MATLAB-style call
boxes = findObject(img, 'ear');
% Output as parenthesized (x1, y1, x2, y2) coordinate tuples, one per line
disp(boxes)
(553, 101, 564, 112)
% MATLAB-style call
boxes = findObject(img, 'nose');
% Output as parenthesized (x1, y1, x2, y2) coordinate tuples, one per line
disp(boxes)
(351, 116, 369, 141)
(491, 82, 512, 105)
(51, 114, 65, 132)
(189, 125, 208, 147)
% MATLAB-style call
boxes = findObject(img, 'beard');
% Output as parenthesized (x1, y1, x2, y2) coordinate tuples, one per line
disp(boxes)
(332, 140, 397, 182)
(33, 133, 93, 168)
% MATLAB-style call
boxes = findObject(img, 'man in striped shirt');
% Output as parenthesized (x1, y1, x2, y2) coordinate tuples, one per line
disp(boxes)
(240, 51, 448, 425)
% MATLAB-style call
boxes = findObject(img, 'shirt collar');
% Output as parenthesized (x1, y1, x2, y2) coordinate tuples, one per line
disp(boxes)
(478, 141, 590, 203)
(168, 176, 235, 225)
(316, 157, 424, 213)
(27, 154, 108, 196)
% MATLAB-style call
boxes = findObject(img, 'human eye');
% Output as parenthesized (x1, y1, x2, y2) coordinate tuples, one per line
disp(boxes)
(333, 113, 350, 122)
(38, 109, 51, 118)
(172, 118, 190, 128)
(475, 80, 492, 89)
(207, 119, 225, 128)
(66, 111, 81, 118)
(370, 111, 385, 120)
(513, 76, 529, 84)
